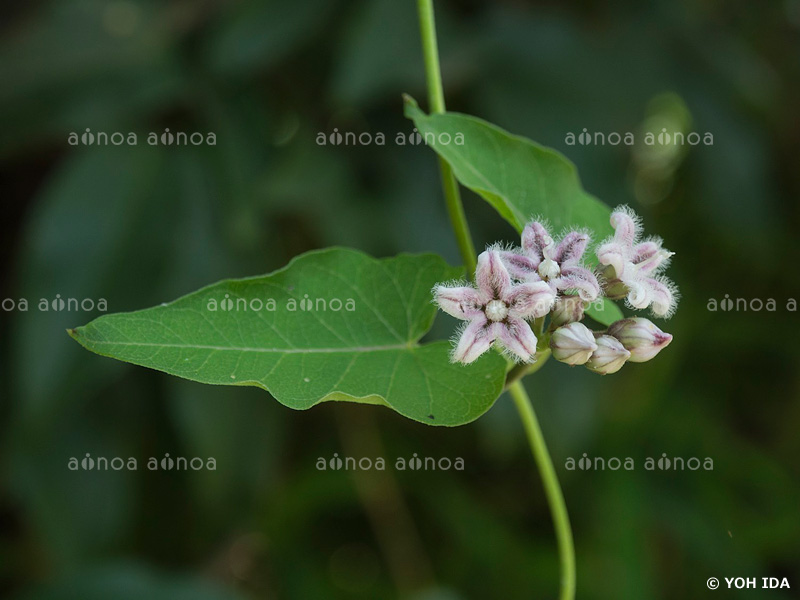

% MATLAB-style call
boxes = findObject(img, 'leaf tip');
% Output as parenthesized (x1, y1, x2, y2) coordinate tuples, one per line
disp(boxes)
(66, 327, 85, 343)
(402, 94, 423, 119)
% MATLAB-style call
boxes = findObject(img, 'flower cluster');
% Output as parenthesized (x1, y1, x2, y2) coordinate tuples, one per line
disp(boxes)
(433, 206, 676, 374)
(596, 206, 678, 317)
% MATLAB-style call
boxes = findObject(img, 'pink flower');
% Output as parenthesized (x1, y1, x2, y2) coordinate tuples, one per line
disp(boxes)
(596, 206, 678, 317)
(499, 221, 601, 302)
(434, 250, 555, 363)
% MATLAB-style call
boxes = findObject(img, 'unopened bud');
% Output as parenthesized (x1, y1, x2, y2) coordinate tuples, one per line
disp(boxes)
(607, 318, 672, 363)
(549, 295, 585, 328)
(585, 335, 630, 375)
(550, 322, 597, 365)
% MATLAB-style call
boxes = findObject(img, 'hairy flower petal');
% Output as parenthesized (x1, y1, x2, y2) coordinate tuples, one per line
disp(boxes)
(433, 285, 485, 320)
(452, 316, 496, 364)
(596, 241, 628, 278)
(497, 317, 538, 362)
(521, 221, 552, 262)
(553, 231, 589, 267)
(626, 280, 651, 310)
(644, 277, 677, 317)
(498, 251, 541, 281)
(505, 281, 556, 319)
(631, 240, 661, 264)
(609, 207, 640, 245)
(476, 250, 512, 300)
(635, 246, 673, 276)
(556, 266, 601, 302)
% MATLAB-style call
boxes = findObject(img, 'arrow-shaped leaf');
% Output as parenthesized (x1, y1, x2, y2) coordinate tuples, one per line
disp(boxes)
(69, 248, 507, 426)
(404, 95, 614, 237)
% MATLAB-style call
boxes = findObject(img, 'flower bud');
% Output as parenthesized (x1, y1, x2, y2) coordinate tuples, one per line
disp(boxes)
(585, 335, 630, 375)
(550, 322, 597, 365)
(606, 318, 672, 363)
(549, 295, 585, 329)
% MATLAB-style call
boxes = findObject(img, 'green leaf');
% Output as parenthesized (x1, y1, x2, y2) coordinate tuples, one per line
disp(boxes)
(585, 297, 625, 327)
(404, 95, 614, 239)
(68, 248, 506, 426)
(404, 96, 625, 323)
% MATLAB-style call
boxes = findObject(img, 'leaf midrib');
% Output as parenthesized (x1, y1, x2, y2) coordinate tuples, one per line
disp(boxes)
(72, 338, 414, 354)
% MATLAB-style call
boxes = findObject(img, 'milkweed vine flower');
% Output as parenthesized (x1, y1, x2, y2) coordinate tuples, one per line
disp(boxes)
(433, 249, 555, 364)
(499, 221, 601, 303)
(432, 207, 677, 372)
(596, 206, 678, 317)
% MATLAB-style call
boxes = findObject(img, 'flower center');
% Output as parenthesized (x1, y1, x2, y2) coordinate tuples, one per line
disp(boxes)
(485, 299, 508, 322)
(538, 257, 560, 280)
(537, 243, 561, 280)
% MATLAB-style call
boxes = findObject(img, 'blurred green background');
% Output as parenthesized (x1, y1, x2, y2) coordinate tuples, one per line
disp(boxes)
(1, 0, 799, 598)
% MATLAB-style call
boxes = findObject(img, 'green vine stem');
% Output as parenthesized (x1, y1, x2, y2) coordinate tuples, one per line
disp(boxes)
(415, 1, 577, 598)
(504, 350, 551, 391)
(509, 381, 576, 600)
(415, 0, 477, 275)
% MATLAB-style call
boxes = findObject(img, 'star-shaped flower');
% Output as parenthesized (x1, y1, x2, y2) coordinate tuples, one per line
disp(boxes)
(499, 221, 601, 302)
(596, 206, 677, 317)
(433, 250, 555, 363)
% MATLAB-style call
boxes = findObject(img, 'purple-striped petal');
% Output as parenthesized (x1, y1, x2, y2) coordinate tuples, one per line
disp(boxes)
(634, 244, 673, 276)
(521, 221, 552, 263)
(609, 207, 640, 245)
(644, 277, 677, 317)
(556, 266, 601, 302)
(505, 281, 556, 319)
(476, 250, 512, 300)
(631, 240, 661, 264)
(497, 317, 538, 363)
(553, 231, 589, 267)
(433, 285, 485, 320)
(452, 316, 497, 364)
(498, 250, 540, 280)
